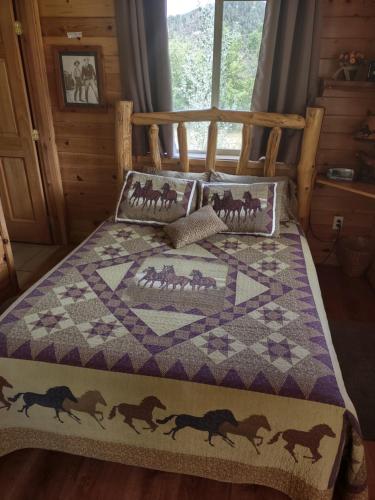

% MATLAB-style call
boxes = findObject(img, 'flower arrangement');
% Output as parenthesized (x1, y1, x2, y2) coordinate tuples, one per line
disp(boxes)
(338, 51, 365, 67)
(333, 51, 366, 80)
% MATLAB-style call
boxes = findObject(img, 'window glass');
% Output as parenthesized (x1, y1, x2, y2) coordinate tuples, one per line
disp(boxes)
(218, 0, 265, 151)
(168, 1, 215, 152)
(167, 0, 266, 154)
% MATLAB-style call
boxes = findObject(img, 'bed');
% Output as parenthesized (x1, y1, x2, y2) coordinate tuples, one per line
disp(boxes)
(0, 103, 368, 499)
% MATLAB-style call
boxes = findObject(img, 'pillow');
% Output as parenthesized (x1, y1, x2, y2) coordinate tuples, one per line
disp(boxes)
(115, 171, 197, 225)
(210, 171, 297, 221)
(164, 205, 228, 248)
(199, 181, 281, 236)
(143, 167, 209, 209)
(144, 167, 209, 181)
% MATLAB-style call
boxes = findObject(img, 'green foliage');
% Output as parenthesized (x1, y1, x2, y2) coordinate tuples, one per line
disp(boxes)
(167, 1, 266, 150)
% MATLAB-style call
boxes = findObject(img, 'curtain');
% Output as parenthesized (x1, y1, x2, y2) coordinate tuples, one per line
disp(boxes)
(251, 0, 322, 163)
(116, 0, 173, 157)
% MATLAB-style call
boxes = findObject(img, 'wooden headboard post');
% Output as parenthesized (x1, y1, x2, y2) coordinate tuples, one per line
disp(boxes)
(115, 101, 324, 229)
(297, 107, 324, 231)
(116, 100, 133, 187)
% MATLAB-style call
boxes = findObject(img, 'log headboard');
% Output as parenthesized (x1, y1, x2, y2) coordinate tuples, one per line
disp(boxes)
(115, 101, 324, 231)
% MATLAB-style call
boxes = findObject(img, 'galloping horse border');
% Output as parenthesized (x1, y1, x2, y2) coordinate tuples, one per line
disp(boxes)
(268, 424, 336, 463)
(109, 396, 166, 434)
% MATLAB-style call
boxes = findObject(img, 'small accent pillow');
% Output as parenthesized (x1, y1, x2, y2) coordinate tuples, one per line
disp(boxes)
(210, 171, 297, 221)
(199, 181, 281, 236)
(164, 205, 228, 248)
(115, 171, 197, 225)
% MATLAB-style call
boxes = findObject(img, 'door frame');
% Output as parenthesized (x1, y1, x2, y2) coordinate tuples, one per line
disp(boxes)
(0, 195, 18, 297)
(14, 0, 68, 245)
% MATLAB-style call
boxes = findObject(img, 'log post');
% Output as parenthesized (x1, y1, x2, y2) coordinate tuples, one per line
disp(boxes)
(149, 124, 162, 171)
(236, 124, 252, 175)
(297, 107, 324, 232)
(206, 121, 218, 171)
(263, 127, 282, 177)
(116, 101, 133, 190)
(177, 122, 189, 172)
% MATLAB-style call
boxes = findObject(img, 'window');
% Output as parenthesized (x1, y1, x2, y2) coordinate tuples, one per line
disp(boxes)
(167, 0, 266, 155)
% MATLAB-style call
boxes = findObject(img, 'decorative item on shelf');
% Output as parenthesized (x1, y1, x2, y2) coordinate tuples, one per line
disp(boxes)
(326, 168, 356, 182)
(354, 115, 375, 142)
(332, 51, 366, 81)
(52, 46, 106, 111)
(368, 61, 375, 82)
(356, 151, 375, 183)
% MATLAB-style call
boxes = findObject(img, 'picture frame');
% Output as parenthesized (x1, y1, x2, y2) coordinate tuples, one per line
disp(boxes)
(52, 46, 106, 111)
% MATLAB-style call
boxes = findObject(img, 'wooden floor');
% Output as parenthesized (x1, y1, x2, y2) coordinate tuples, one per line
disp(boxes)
(11, 242, 61, 290)
(0, 265, 374, 499)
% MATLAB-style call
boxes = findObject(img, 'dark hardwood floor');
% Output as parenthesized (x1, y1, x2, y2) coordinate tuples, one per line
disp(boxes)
(0, 265, 374, 499)
(317, 266, 375, 324)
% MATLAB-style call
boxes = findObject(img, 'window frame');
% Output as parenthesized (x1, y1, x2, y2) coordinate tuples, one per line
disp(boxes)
(170, 0, 265, 158)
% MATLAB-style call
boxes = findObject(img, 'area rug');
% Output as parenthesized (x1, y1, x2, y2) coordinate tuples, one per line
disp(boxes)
(329, 320, 375, 440)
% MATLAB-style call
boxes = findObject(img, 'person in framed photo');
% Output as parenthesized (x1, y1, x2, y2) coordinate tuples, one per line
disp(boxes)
(73, 60, 84, 102)
(82, 57, 99, 103)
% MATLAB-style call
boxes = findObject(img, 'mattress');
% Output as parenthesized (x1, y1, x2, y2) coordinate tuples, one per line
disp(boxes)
(0, 220, 367, 499)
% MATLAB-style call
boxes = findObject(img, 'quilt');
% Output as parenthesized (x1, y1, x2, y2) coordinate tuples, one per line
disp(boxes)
(0, 220, 367, 499)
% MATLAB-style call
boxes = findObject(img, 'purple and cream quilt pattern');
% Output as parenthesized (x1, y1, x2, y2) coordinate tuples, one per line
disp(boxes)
(0, 220, 367, 499)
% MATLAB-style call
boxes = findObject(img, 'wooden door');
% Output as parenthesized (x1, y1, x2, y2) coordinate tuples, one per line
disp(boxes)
(0, 0, 51, 243)
(0, 196, 18, 302)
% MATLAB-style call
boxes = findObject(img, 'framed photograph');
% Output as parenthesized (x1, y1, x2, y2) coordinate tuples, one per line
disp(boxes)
(53, 46, 106, 111)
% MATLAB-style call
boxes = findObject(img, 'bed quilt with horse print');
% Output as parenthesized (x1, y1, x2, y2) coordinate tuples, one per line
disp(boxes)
(0, 220, 367, 499)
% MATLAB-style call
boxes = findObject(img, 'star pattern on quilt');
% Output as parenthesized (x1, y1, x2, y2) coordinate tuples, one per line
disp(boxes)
(24, 307, 74, 339)
(212, 237, 248, 254)
(77, 314, 128, 347)
(94, 243, 129, 260)
(251, 239, 287, 255)
(54, 281, 97, 305)
(250, 257, 289, 277)
(109, 227, 138, 241)
(250, 332, 310, 373)
(191, 327, 247, 364)
(248, 302, 299, 331)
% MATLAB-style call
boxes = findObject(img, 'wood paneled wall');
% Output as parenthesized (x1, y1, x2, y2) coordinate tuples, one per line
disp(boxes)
(309, 0, 375, 263)
(39, 0, 375, 260)
(38, 0, 120, 242)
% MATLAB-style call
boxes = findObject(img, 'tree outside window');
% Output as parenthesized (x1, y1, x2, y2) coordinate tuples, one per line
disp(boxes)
(167, 0, 266, 155)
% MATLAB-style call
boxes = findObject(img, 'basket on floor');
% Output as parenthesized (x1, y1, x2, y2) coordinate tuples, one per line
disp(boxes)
(337, 236, 375, 278)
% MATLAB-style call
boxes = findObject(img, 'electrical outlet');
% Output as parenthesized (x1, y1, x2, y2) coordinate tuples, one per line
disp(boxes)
(332, 216, 344, 230)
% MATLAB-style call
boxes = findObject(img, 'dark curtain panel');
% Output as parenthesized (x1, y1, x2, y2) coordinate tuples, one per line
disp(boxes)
(251, 0, 322, 163)
(116, 0, 173, 157)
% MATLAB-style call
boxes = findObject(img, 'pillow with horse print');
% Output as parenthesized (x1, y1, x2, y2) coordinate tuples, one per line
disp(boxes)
(115, 171, 197, 225)
(199, 181, 281, 236)
(210, 171, 297, 222)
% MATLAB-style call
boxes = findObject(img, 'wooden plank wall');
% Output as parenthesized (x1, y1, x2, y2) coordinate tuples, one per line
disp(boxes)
(309, 0, 375, 263)
(38, 0, 120, 242)
(39, 0, 375, 261)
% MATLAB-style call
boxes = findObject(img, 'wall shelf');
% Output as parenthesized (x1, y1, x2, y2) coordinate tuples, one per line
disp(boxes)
(319, 79, 375, 98)
(315, 174, 375, 200)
